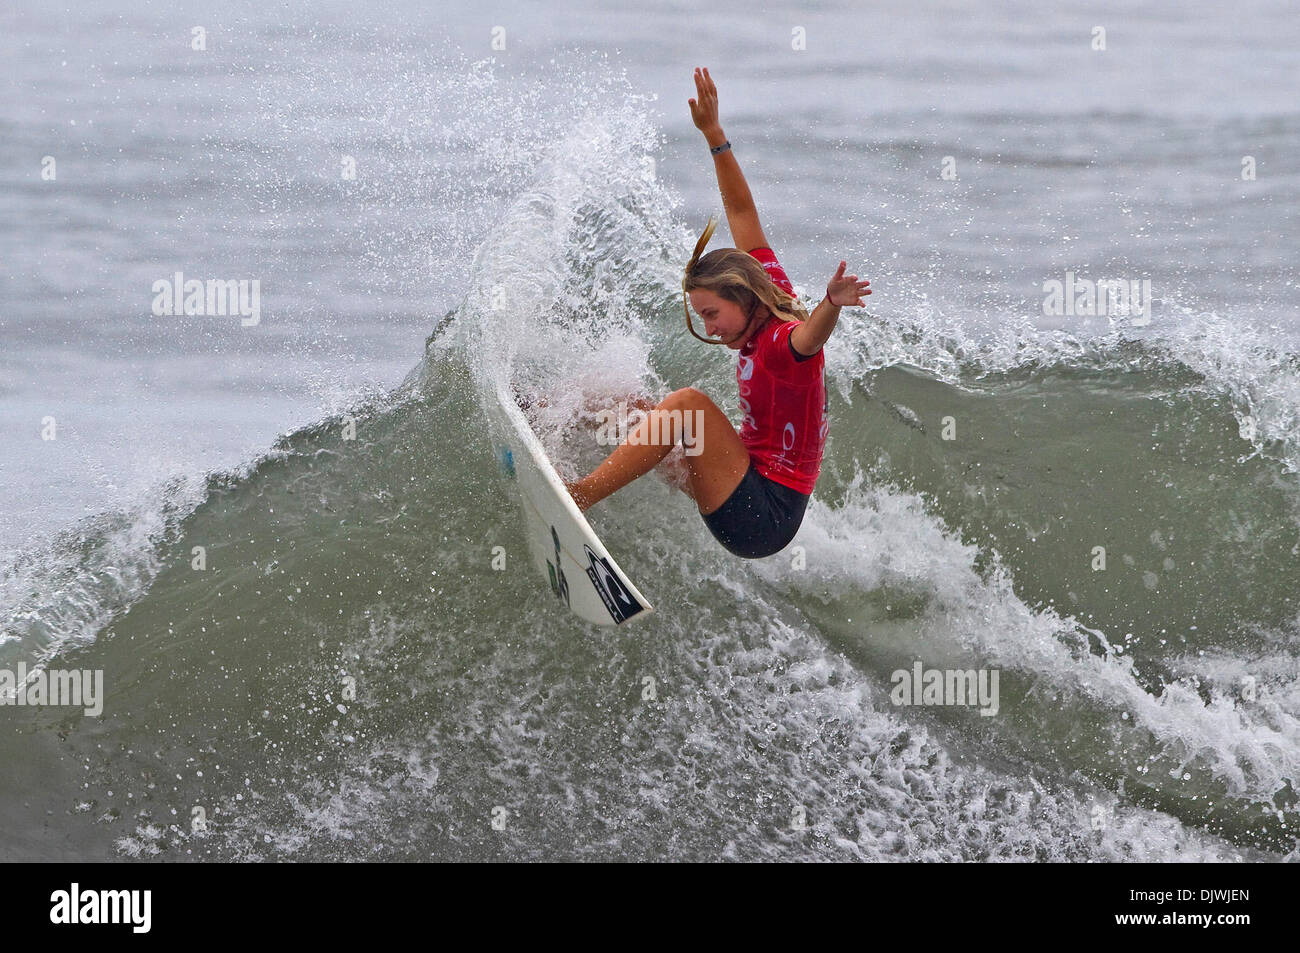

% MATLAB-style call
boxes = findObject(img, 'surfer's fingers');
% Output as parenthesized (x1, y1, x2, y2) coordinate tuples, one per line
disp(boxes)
(695, 66, 716, 100)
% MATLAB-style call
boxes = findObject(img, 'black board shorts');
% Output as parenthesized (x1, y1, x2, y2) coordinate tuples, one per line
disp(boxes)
(701, 461, 810, 559)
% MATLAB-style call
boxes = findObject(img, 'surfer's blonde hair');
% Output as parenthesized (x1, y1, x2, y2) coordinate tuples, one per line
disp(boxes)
(681, 216, 809, 345)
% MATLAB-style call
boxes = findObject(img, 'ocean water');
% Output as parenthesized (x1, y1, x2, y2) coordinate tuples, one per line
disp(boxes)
(2, 0, 1298, 860)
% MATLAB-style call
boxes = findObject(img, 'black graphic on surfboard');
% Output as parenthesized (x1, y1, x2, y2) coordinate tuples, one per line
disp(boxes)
(583, 544, 645, 624)
(547, 526, 570, 608)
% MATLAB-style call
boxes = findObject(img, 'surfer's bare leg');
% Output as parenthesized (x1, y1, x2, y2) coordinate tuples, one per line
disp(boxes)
(594, 394, 696, 501)
(565, 387, 748, 514)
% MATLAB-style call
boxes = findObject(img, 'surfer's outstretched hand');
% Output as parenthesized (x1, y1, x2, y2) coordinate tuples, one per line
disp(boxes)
(826, 261, 872, 307)
(688, 66, 721, 133)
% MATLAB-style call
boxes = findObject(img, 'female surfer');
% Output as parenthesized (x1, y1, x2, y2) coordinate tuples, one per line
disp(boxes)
(564, 66, 871, 559)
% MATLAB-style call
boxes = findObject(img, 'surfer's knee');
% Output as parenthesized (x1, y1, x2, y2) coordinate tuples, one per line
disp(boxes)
(656, 388, 720, 461)
(665, 386, 713, 411)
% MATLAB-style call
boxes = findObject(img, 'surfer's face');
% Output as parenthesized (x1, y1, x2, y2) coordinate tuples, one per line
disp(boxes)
(689, 289, 761, 349)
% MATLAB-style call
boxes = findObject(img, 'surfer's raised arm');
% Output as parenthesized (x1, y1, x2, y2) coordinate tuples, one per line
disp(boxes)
(790, 260, 872, 357)
(688, 67, 769, 253)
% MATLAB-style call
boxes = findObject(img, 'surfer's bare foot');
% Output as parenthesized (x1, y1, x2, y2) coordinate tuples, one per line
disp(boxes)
(582, 392, 656, 415)
(512, 389, 549, 412)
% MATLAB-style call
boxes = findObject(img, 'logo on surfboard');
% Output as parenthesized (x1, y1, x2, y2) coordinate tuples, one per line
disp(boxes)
(546, 527, 644, 624)
(547, 526, 570, 608)
(583, 544, 645, 624)
(497, 444, 516, 478)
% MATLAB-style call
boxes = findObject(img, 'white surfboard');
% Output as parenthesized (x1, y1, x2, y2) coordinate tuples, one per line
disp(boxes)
(487, 380, 652, 626)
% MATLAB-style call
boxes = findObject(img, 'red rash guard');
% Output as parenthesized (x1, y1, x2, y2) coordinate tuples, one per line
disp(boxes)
(736, 247, 828, 495)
